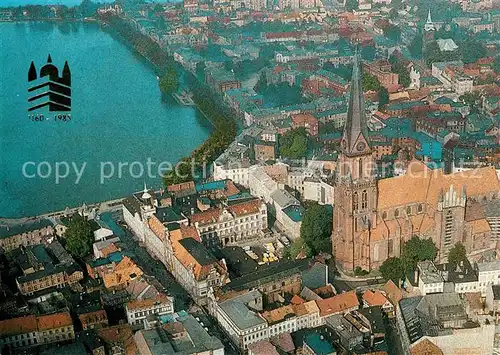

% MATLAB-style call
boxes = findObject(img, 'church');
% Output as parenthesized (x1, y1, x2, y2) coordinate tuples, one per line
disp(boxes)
(332, 53, 500, 272)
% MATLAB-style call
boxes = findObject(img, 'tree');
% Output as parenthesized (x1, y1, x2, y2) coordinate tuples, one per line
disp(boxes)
(448, 243, 467, 267)
(159, 65, 179, 94)
(284, 238, 312, 259)
(408, 33, 423, 59)
(279, 128, 309, 159)
(363, 73, 381, 92)
(459, 40, 486, 64)
(459, 91, 481, 112)
(254, 71, 268, 93)
(383, 24, 401, 43)
(361, 46, 376, 61)
(390, 57, 411, 87)
(493, 56, 500, 74)
(401, 236, 438, 272)
(378, 87, 389, 109)
(65, 214, 94, 258)
(300, 204, 332, 255)
(345, 0, 359, 11)
(380, 257, 405, 283)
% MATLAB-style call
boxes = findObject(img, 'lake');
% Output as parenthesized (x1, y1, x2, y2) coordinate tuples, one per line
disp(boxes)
(0, 22, 212, 217)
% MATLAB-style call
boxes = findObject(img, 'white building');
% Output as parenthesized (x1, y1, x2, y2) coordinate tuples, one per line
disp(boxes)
(191, 198, 268, 247)
(477, 260, 500, 296)
(126, 295, 174, 329)
(303, 177, 334, 205)
(416, 261, 445, 295)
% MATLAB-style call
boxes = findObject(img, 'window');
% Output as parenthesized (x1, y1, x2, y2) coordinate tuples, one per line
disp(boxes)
(359, 159, 363, 178)
(353, 192, 359, 210)
(382, 211, 387, 219)
(361, 190, 368, 209)
(406, 206, 411, 215)
(395, 209, 400, 218)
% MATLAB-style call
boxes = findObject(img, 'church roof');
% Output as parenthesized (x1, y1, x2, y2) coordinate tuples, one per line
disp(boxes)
(378, 162, 499, 210)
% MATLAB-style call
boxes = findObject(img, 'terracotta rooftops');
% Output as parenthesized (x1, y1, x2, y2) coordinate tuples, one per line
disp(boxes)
(377, 163, 499, 210)
(126, 295, 171, 311)
(0, 315, 37, 336)
(190, 199, 262, 225)
(37, 312, 73, 331)
(316, 290, 359, 317)
(362, 290, 389, 307)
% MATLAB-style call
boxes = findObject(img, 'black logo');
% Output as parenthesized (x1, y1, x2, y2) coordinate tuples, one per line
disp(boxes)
(28, 55, 71, 112)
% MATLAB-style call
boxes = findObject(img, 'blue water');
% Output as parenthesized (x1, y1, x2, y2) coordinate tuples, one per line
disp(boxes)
(0, 22, 212, 217)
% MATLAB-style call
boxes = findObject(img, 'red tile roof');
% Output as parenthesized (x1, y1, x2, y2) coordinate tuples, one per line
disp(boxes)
(37, 312, 73, 331)
(362, 290, 389, 307)
(228, 199, 262, 217)
(316, 291, 359, 317)
(0, 315, 37, 336)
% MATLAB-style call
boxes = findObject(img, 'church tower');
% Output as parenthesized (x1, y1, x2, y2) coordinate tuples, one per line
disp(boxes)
(332, 51, 378, 272)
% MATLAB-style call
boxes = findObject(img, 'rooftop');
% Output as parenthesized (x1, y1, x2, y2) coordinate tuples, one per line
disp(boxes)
(0, 219, 52, 239)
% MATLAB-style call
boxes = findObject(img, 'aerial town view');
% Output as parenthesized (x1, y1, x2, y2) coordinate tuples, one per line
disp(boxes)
(1, 0, 500, 353)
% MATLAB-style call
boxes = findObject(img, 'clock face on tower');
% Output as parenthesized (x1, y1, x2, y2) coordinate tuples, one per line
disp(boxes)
(356, 142, 366, 151)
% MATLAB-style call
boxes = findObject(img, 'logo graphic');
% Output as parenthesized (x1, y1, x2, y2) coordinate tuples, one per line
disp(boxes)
(28, 55, 71, 112)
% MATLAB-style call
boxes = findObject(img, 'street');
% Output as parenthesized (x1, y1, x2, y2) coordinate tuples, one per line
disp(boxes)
(100, 212, 239, 354)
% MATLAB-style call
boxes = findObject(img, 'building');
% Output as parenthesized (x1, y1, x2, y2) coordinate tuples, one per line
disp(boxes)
(190, 198, 267, 247)
(332, 54, 500, 272)
(485, 284, 500, 316)
(0, 220, 54, 252)
(0, 312, 75, 351)
(78, 309, 109, 331)
(477, 260, 500, 295)
(126, 295, 174, 329)
(303, 178, 334, 205)
(133, 313, 224, 354)
(165, 225, 228, 306)
(291, 113, 319, 137)
(14, 243, 83, 295)
(213, 290, 267, 349)
(102, 256, 144, 290)
(363, 61, 398, 88)
(415, 261, 445, 295)
(205, 67, 241, 93)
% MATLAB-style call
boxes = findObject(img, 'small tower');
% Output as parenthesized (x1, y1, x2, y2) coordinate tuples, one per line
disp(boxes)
(424, 9, 436, 32)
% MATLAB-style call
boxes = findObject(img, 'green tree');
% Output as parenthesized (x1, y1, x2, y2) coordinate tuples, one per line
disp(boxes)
(159, 66, 179, 94)
(378, 87, 389, 109)
(408, 33, 423, 59)
(279, 128, 309, 159)
(363, 73, 381, 92)
(383, 24, 401, 43)
(390, 57, 411, 87)
(380, 257, 405, 283)
(459, 92, 481, 112)
(300, 204, 332, 255)
(345, 0, 359, 11)
(284, 237, 312, 259)
(401, 236, 437, 272)
(459, 40, 486, 64)
(65, 214, 94, 258)
(493, 56, 500, 74)
(361, 46, 376, 61)
(448, 243, 467, 267)
(254, 71, 268, 93)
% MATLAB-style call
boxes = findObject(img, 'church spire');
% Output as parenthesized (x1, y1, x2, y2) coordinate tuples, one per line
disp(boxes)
(341, 49, 371, 157)
(424, 9, 435, 31)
